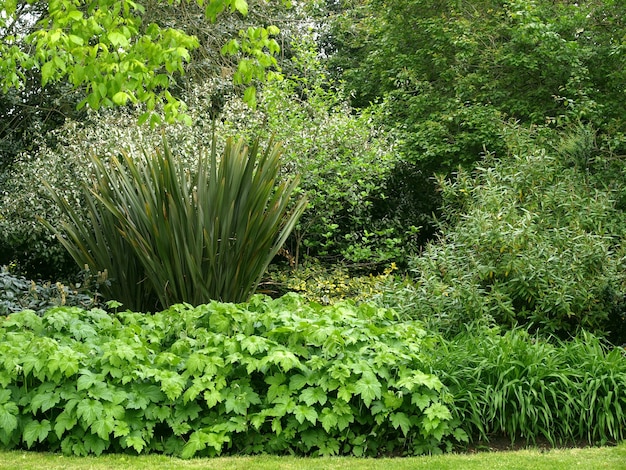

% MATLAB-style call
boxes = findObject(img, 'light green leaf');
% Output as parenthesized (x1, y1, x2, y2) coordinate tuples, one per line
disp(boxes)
(390, 412, 412, 436)
(233, 0, 248, 15)
(23, 419, 51, 448)
(0, 402, 19, 435)
(320, 408, 338, 433)
(299, 387, 327, 406)
(107, 31, 128, 48)
(354, 372, 382, 407)
(294, 405, 318, 425)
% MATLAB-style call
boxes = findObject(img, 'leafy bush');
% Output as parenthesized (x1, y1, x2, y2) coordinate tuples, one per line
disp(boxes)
(262, 260, 400, 305)
(0, 294, 463, 457)
(42, 137, 306, 310)
(408, 127, 625, 338)
(427, 327, 626, 446)
(215, 37, 409, 265)
(0, 267, 100, 316)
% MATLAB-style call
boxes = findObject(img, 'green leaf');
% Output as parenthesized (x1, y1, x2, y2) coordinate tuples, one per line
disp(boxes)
(54, 410, 77, 439)
(320, 408, 338, 433)
(107, 31, 128, 48)
(294, 405, 318, 425)
(41, 60, 54, 84)
(289, 374, 308, 391)
(411, 393, 432, 411)
(233, 0, 248, 15)
(76, 399, 104, 425)
(390, 412, 412, 436)
(243, 86, 257, 108)
(124, 431, 146, 453)
(91, 415, 115, 440)
(112, 91, 129, 106)
(425, 402, 452, 421)
(299, 387, 327, 406)
(0, 402, 19, 435)
(23, 419, 51, 448)
(354, 372, 382, 407)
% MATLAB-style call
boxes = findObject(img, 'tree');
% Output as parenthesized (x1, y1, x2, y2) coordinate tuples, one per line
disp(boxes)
(0, 0, 283, 125)
(317, 0, 626, 245)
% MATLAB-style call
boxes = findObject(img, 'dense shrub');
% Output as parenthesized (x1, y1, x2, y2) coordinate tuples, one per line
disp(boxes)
(0, 294, 464, 457)
(427, 327, 626, 446)
(0, 267, 101, 316)
(407, 127, 626, 338)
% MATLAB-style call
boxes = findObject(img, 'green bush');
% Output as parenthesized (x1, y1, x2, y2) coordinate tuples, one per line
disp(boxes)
(0, 294, 463, 457)
(42, 136, 306, 310)
(427, 327, 626, 446)
(262, 260, 400, 305)
(217, 37, 408, 266)
(408, 127, 625, 338)
(0, 267, 101, 316)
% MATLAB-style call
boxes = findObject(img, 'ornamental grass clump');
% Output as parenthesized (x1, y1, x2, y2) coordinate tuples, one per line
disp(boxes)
(42, 137, 306, 311)
(428, 327, 626, 446)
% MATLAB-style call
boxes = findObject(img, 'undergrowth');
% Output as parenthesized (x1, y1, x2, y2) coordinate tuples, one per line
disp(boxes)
(0, 294, 463, 457)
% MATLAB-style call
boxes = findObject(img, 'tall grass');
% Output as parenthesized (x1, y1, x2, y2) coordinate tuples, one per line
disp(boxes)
(427, 327, 626, 446)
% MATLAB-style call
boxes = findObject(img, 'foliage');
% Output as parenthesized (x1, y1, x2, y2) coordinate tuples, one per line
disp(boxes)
(214, 37, 411, 265)
(41, 136, 306, 310)
(0, 267, 101, 316)
(407, 126, 626, 339)
(263, 260, 400, 305)
(317, 0, 626, 239)
(428, 326, 626, 446)
(0, 0, 282, 124)
(1, 35, 407, 279)
(0, 294, 462, 457)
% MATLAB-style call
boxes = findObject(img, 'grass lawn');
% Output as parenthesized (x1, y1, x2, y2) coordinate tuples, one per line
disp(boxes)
(1, 444, 626, 470)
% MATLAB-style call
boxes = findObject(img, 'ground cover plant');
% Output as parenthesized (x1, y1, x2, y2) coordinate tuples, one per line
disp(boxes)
(0, 294, 463, 457)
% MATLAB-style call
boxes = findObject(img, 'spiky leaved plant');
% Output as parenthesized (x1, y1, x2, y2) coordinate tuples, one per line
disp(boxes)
(42, 136, 307, 311)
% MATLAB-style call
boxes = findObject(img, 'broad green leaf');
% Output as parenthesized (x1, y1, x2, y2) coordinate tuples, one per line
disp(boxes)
(390, 412, 412, 436)
(23, 419, 51, 448)
(425, 402, 452, 421)
(76, 399, 104, 425)
(54, 410, 77, 439)
(233, 0, 248, 15)
(0, 402, 18, 435)
(294, 405, 318, 425)
(354, 372, 382, 406)
(107, 31, 128, 48)
(299, 387, 327, 406)
(320, 408, 338, 433)
(91, 415, 115, 440)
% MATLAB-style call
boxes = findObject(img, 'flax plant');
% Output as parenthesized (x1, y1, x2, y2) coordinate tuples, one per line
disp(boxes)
(43, 137, 307, 310)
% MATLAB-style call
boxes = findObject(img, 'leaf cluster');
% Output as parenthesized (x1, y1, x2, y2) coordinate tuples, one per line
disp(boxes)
(0, 294, 462, 457)
(0, 267, 100, 316)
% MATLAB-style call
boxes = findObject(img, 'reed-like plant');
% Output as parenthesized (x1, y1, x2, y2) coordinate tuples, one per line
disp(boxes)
(42, 137, 307, 310)
(428, 327, 626, 446)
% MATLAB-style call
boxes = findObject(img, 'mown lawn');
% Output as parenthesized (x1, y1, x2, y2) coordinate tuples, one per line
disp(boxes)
(2, 444, 626, 470)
